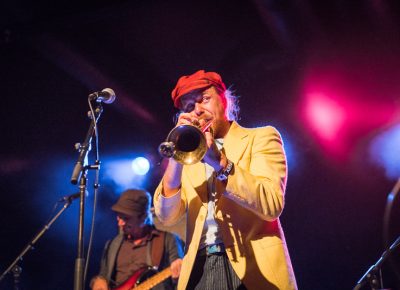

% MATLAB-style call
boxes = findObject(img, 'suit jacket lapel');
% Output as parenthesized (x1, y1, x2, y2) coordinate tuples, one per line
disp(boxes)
(215, 122, 249, 205)
(184, 122, 248, 208)
(223, 121, 249, 164)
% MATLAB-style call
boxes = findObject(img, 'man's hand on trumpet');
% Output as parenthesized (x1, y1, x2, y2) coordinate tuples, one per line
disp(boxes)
(175, 112, 225, 173)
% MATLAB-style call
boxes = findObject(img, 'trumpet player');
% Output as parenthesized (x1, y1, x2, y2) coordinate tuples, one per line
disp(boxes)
(154, 70, 297, 290)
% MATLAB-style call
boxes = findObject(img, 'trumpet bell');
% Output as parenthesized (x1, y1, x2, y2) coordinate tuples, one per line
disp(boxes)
(158, 124, 207, 165)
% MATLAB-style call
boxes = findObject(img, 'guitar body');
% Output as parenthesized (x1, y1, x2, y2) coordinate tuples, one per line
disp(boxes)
(113, 266, 171, 290)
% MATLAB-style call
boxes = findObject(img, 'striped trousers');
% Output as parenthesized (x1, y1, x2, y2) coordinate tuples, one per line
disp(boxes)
(187, 252, 247, 290)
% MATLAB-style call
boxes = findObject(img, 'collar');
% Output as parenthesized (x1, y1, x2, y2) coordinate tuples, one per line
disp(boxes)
(124, 226, 160, 245)
(215, 138, 224, 150)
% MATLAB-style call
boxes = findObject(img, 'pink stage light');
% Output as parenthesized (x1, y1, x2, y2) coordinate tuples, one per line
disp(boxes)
(299, 54, 399, 162)
(304, 93, 346, 141)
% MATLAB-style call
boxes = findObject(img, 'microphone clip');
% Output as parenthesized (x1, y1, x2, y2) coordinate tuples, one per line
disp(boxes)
(58, 191, 87, 203)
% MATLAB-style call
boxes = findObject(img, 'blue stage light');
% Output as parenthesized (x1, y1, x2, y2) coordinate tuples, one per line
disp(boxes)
(131, 157, 150, 176)
(369, 124, 400, 179)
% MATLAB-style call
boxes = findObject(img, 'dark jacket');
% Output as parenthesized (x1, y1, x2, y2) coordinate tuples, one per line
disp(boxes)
(98, 228, 183, 289)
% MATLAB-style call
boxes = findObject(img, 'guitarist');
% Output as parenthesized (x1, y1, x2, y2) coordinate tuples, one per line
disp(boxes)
(90, 189, 183, 290)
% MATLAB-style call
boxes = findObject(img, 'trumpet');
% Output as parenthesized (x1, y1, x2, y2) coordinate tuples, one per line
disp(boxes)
(158, 119, 213, 165)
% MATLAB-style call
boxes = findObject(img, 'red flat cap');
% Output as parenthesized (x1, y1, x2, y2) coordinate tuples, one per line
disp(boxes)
(171, 70, 226, 108)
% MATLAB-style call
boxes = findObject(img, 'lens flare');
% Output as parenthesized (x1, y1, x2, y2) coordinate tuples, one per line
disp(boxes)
(131, 157, 150, 176)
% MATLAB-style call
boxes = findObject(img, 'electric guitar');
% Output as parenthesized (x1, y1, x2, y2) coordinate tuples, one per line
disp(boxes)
(113, 266, 172, 290)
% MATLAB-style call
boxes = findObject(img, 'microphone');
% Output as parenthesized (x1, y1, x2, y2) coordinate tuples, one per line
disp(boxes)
(89, 88, 116, 104)
(59, 191, 88, 203)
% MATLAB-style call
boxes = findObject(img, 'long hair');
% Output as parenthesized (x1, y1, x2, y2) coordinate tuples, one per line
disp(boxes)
(222, 87, 240, 121)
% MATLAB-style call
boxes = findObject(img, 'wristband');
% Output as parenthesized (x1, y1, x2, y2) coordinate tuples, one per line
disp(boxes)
(216, 160, 234, 181)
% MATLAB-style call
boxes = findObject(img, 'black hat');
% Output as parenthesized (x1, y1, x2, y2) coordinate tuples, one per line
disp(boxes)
(111, 189, 151, 217)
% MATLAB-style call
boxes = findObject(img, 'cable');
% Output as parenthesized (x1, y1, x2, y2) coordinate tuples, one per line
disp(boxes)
(83, 98, 102, 286)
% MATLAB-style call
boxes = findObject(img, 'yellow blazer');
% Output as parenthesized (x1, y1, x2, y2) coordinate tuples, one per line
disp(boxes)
(154, 121, 297, 290)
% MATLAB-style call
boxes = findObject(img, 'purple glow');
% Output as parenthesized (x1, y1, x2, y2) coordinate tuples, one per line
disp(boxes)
(369, 124, 400, 179)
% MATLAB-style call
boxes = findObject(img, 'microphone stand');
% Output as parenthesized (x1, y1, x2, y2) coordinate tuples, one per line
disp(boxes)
(353, 236, 400, 290)
(353, 178, 400, 290)
(0, 198, 77, 288)
(70, 103, 102, 290)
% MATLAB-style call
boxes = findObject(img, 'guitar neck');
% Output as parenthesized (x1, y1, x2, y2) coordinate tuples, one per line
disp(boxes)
(133, 267, 172, 290)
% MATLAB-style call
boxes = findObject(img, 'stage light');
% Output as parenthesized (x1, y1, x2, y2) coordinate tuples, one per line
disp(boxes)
(131, 157, 150, 175)
(299, 58, 398, 162)
(369, 124, 400, 179)
(102, 155, 150, 191)
(304, 93, 346, 141)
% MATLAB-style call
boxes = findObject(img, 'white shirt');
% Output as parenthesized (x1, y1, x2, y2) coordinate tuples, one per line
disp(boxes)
(198, 139, 224, 249)
(156, 139, 225, 250)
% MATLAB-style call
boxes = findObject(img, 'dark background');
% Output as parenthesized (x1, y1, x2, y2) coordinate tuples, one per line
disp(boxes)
(1, 0, 400, 289)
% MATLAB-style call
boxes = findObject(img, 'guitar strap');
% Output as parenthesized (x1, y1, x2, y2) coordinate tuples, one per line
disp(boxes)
(151, 231, 165, 269)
